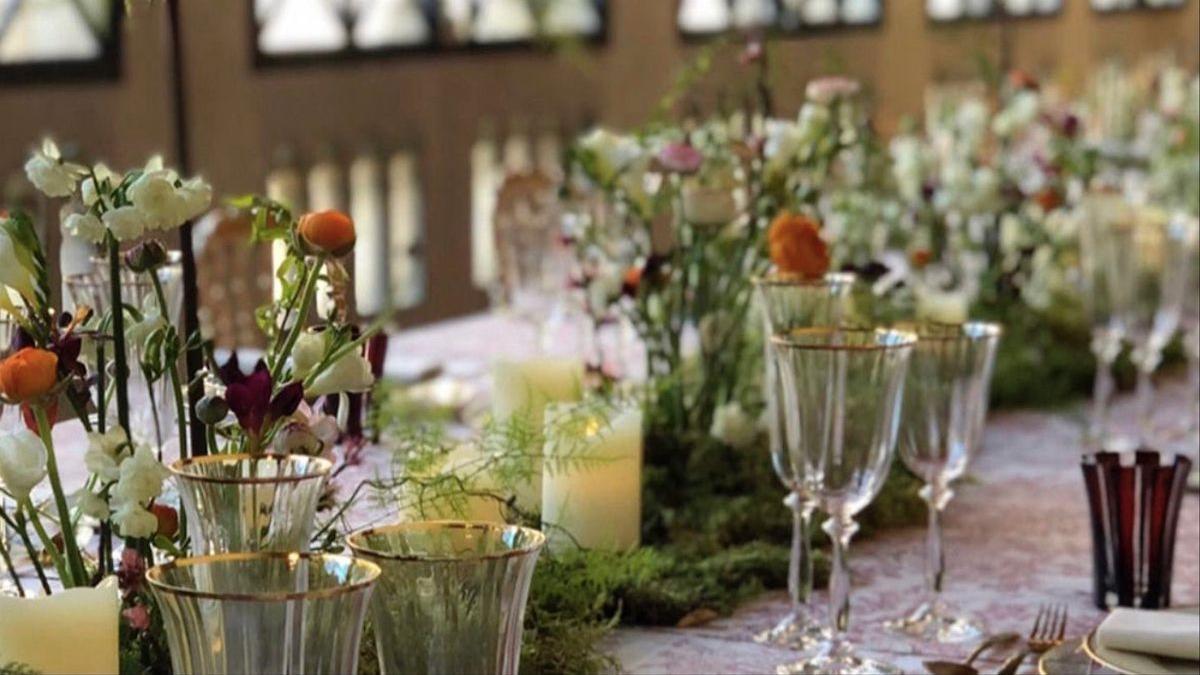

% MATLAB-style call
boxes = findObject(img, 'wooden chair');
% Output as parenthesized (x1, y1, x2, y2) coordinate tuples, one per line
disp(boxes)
(194, 207, 274, 349)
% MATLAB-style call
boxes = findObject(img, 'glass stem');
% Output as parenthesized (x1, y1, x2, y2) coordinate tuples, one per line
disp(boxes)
(1135, 363, 1155, 448)
(822, 515, 859, 645)
(920, 483, 952, 602)
(1090, 351, 1116, 450)
(788, 494, 814, 615)
(1187, 334, 1199, 433)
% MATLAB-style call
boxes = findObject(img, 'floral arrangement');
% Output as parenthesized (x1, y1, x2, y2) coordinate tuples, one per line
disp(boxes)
(1, 144, 383, 672)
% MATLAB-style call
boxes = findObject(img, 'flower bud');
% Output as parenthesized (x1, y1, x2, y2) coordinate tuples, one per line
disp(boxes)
(194, 395, 229, 425)
(297, 210, 356, 257)
(0, 348, 59, 403)
(124, 239, 168, 273)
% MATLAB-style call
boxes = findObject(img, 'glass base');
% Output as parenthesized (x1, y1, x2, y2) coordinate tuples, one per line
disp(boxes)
(754, 610, 829, 651)
(884, 599, 985, 643)
(776, 644, 901, 675)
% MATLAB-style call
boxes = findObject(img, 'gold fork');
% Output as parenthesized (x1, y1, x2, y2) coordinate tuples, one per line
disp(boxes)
(996, 603, 1068, 675)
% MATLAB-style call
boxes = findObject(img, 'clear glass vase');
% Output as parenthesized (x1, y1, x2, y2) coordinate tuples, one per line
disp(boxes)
(346, 521, 545, 675)
(146, 552, 379, 675)
(171, 454, 332, 555)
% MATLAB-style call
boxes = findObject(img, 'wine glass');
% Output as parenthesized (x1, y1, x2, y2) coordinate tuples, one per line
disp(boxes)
(771, 327, 916, 675)
(752, 272, 856, 650)
(1078, 193, 1136, 450)
(884, 322, 1001, 643)
(1126, 209, 1191, 448)
(1179, 219, 1200, 475)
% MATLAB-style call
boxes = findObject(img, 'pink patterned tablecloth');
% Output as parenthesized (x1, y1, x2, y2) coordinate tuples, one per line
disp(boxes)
(18, 312, 1200, 674)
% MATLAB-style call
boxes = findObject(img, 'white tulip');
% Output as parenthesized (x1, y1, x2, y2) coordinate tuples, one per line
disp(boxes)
(62, 212, 106, 245)
(111, 501, 158, 539)
(102, 205, 147, 241)
(24, 149, 78, 198)
(0, 429, 48, 502)
(128, 170, 183, 230)
(0, 227, 37, 301)
(292, 331, 328, 379)
(307, 351, 375, 398)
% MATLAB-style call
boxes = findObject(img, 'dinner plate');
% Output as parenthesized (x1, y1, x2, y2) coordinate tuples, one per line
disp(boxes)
(1073, 606, 1200, 675)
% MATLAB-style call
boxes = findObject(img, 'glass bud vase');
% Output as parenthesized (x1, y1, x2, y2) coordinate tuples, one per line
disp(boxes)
(171, 454, 332, 555)
(346, 521, 545, 675)
(146, 552, 379, 675)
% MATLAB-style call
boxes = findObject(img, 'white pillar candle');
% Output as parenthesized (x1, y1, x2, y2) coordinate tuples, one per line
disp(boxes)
(0, 577, 119, 675)
(491, 357, 585, 511)
(541, 403, 643, 552)
(398, 444, 506, 524)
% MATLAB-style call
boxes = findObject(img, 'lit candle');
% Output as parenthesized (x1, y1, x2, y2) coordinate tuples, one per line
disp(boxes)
(541, 403, 643, 552)
(491, 357, 585, 511)
(0, 577, 119, 675)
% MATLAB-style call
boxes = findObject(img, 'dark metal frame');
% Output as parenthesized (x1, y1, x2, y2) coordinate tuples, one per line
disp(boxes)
(0, 3, 123, 85)
(249, 0, 609, 69)
(676, 0, 885, 42)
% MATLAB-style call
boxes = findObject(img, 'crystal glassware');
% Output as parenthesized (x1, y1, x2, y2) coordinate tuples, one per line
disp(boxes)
(884, 322, 1001, 643)
(1079, 193, 1136, 450)
(346, 521, 545, 675)
(1125, 209, 1191, 448)
(771, 327, 916, 675)
(170, 454, 331, 555)
(146, 552, 379, 675)
(1081, 451, 1192, 609)
(752, 272, 856, 651)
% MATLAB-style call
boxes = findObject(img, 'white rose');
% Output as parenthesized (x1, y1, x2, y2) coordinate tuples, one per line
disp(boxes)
(128, 170, 183, 230)
(292, 331, 328, 379)
(111, 501, 158, 539)
(112, 445, 168, 506)
(307, 351, 375, 398)
(24, 151, 77, 198)
(76, 489, 111, 520)
(0, 227, 38, 302)
(0, 429, 48, 502)
(62, 212, 106, 245)
(102, 205, 147, 241)
(710, 402, 759, 450)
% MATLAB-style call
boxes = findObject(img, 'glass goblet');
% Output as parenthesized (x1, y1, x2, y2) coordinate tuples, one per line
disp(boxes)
(1126, 209, 1190, 448)
(884, 322, 1001, 643)
(771, 327, 916, 675)
(752, 272, 856, 651)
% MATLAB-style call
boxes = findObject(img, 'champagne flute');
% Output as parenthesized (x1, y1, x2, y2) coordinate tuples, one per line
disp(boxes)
(752, 273, 856, 650)
(884, 322, 1001, 643)
(772, 327, 916, 675)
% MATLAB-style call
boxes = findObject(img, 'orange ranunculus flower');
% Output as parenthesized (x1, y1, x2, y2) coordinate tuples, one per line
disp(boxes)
(0, 348, 59, 403)
(297, 210, 356, 256)
(1034, 188, 1062, 212)
(768, 212, 830, 280)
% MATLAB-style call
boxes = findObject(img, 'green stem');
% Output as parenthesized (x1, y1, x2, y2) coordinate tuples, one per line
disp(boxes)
(271, 256, 325, 382)
(107, 236, 132, 434)
(0, 506, 26, 596)
(33, 406, 88, 587)
(150, 272, 190, 461)
(6, 507, 50, 594)
(21, 497, 68, 588)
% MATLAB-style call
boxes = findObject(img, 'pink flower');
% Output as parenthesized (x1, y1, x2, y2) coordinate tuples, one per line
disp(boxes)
(117, 547, 146, 595)
(656, 143, 704, 174)
(123, 604, 151, 631)
(805, 77, 861, 105)
(740, 39, 764, 66)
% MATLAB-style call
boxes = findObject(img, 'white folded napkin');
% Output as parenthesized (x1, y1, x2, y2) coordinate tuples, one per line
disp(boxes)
(1096, 608, 1200, 661)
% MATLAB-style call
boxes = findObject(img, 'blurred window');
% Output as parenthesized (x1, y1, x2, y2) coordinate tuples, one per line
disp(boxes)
(926, 0, 1062, 21)
(254, 0, 606, 64)
(0, 0, 120, 81)
(678, 0, 882, 36)
(1090, 0, 1186, 12)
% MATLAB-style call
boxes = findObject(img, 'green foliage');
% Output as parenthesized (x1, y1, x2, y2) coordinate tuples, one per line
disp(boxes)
(0, 664, 41, 675)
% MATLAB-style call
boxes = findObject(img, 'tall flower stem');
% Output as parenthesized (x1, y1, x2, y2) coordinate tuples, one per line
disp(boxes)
(0, 506, 27, 596)
(34, 405, 87, 587)
(21, 498, 67, 587)
(107, 236, 132, 434)
(7, 508, 50, 594)
(271, 255, 325, 382)
(150, 272, 190, 462)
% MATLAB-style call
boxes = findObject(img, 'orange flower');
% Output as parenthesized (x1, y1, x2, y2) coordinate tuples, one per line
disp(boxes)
(297, 210, 356, 256)
(1034, 188, 1062, 212)
(0, 348, 59, 403)
(768, 213, 829, 279)
(910, 248, 933, 269)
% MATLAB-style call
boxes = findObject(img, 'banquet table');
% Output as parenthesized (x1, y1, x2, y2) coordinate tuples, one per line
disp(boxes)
(26, 312, 1200, 675)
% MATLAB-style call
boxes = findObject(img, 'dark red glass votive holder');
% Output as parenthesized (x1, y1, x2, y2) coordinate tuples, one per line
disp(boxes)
(1081, 450, 1192, 610)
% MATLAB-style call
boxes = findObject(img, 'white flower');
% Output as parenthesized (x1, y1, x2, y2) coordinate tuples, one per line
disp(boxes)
(805, 76, 861, 105)
(111, 501, 158, 539)
(102, 205, 147, 241)
(84, 428, 129, 482)
(291, 331, 328, 379)
(128, 170, 182, 230)
(681, 180, 739, 227)
(307, 351, 375, 398)
(710, 402, 759, 450)
(23, 140, 79, 198)
(112, 445, 168, 506)
(763, 119, 804, 179)
(992, 91, 1041, 138)
(174, 176, 212, 223)
(915, 286, 970, 324)
(62, 212, 106, 245)
(0, 226, 38, 302)
(81, 178, 100, 207)
(889, 135, 927, 204)
(586, 267, 622, 314)
(578, 128, 642, 183)
(126, 297, 166, 354)
(0, 429, 48, 502)
(76, 489, 110, 520)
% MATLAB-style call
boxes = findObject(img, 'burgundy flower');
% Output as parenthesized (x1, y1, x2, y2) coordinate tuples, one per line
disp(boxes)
(220, 354, 304, 437)
(117, 547, 146, 596)
(122, 604, 151, 631)
(656, 143, 704, 174)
